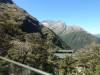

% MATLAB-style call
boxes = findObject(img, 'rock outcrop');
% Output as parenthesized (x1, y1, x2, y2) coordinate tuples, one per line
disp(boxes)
(0, 0, 13, 4)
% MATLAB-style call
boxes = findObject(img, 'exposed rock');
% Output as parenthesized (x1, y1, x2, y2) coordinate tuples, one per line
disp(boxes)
(0, 0, 13, 4)
(21, 16, 40, 33)
(42, 20, 99, 49)
(42, 20, 84, 34)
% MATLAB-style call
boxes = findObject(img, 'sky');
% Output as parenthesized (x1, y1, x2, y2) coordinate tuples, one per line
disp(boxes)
(13, 0, 100, 34)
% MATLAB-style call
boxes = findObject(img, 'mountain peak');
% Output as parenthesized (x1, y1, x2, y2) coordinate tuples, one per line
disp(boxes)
(0, 0, 13, 4)
(42, 20, 84, 33)
(42, 20, 99, 49)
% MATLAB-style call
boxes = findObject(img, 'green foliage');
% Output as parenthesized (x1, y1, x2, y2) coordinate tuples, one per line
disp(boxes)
(62, 31, 99, 49)
(57, 56, 76, 75)
(3, 12, 12, 18)
(1, 1, 100, 75)
(0, 2, 68, 75)
(75, 44, 100, 75)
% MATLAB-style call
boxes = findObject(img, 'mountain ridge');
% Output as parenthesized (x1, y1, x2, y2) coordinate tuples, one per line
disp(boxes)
(0, 1, 72, 56)
(42, 20, 99, 49)
(42, 20, 85, 34)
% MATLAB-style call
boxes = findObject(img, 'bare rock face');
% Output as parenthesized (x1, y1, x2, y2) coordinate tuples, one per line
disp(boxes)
(0, 0, 41, 33)
(0, 0, 13, 4)
(21, 16, 40, 33)
(0, 0, 45, 55)
(42, 20, 84, 34)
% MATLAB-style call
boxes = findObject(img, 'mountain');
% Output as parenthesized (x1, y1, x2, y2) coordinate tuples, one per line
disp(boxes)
(95, 34, 100, 38)
(42, 21, 84, 33)
(0, 1, 71, 55)
(0, 1, 73, 75)
(95, 34, 100, 43)
(97, 36, 100, 38)
(0, 0, 13, 4)
(42, 21, 99, 49)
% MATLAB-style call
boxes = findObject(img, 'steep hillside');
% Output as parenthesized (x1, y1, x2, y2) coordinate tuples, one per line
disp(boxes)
(0, 0, 13, 4)
(42, 21, 99, 49)
(0, 1, 73, 74)
(0, 0, 72, 56)
(62, 31, 99, 49)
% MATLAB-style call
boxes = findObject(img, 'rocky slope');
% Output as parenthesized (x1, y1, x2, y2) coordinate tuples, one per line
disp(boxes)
(0, 0, 71, 56)
(0, 1, 73, 74)
(42, 20, 99, 49)
(42, 21, 84, 34)
(0, 0, 13, 4)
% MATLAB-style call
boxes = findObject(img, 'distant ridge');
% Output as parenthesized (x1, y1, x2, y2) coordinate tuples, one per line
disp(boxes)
(42, 21, 84, 34)
(42, 20, 99, 49)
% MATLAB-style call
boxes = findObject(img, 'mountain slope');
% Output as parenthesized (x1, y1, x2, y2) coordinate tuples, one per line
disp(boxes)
(0, 0, 13, 4)
(0, 1, 73, 74)
(42, 21, 99, 49)
(0, 1, 71, 56)
(95, 34, 100, 38)
(62, 31, 99, 49)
